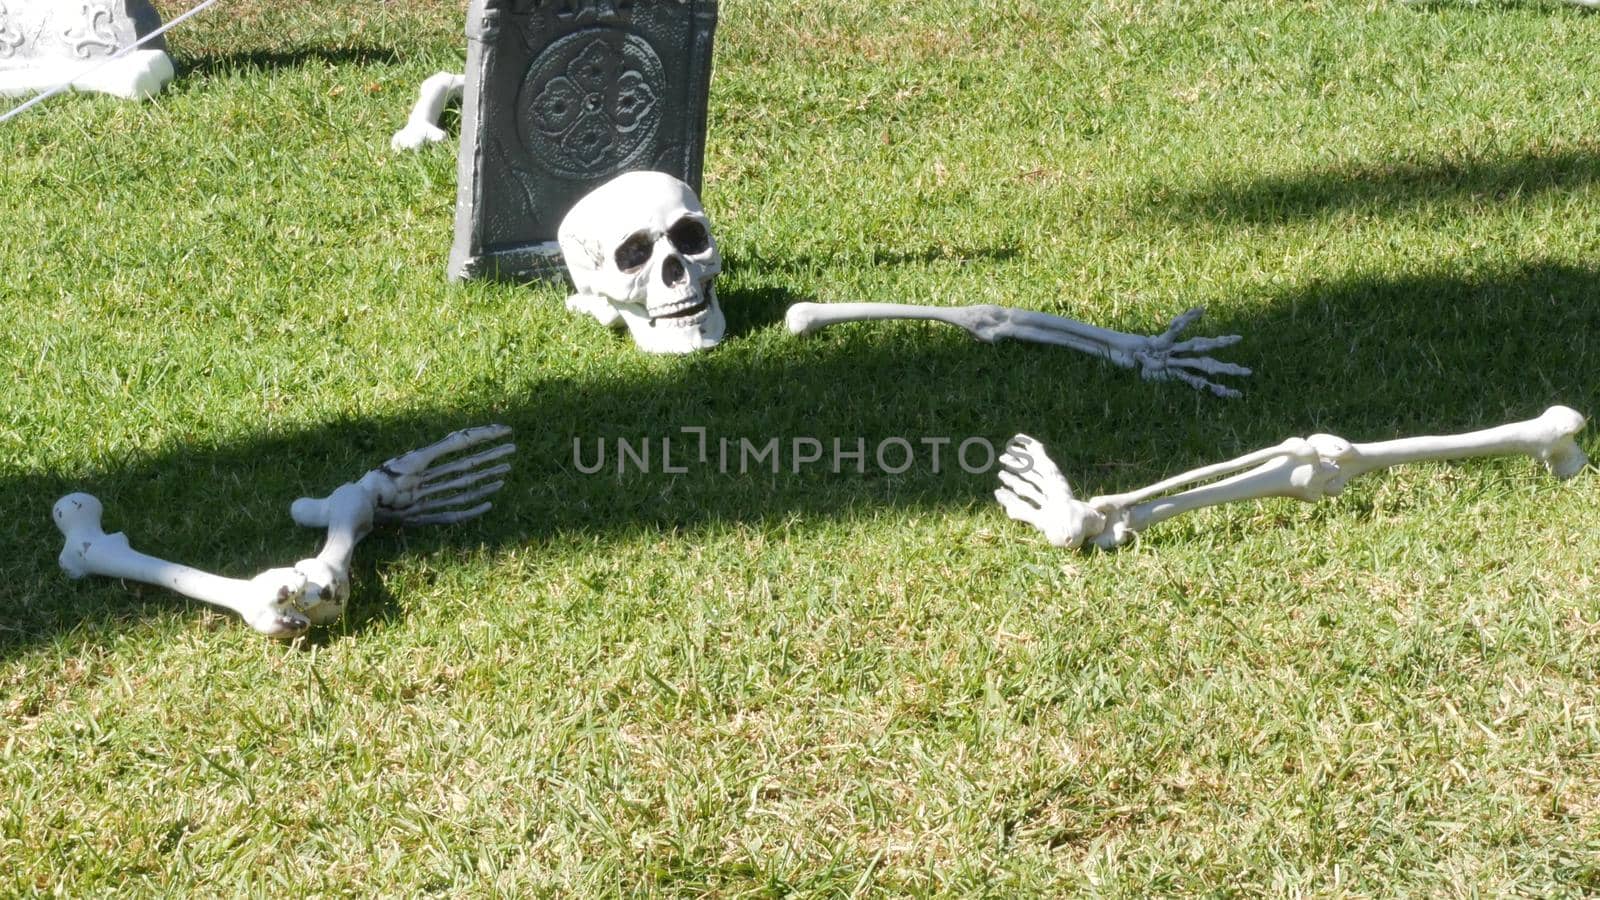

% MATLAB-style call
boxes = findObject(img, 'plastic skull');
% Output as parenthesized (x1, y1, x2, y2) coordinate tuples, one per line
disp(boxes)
(558, 171, 725, 354)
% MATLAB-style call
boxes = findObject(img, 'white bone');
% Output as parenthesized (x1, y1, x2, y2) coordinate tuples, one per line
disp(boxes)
(557, 171, 725, 354)
(279, 424, 514, 624)
(53, 426, 515, 639)
(53, 493, 314, 638)
(390, 71, 464, 151)
(997, 406, 1589, 550)
(786, 302, 1250, 398)
(290, 424, 514, 529)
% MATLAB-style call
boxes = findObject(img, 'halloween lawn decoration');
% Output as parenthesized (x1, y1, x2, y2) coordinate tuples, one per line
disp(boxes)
(788, 302, 1251, 398)
(54, 426, 514, 638)
(392, 71, 465, 151)
(0, 0, 172, 101)
(996, 406, 1588, 550)
(448, 0, 718, 282)
(558, 170, 724, 353)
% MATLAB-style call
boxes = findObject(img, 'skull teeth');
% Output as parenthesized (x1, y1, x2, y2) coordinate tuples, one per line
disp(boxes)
(653, 298, 709, 323)
(648, 282, 716, 326)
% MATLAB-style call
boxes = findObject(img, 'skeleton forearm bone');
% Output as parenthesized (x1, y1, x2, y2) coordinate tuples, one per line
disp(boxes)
(53, 425, 514, 639)
(391, 71, 465, 151)
(997, 406, 1589, 551)
(786, 302, 1250, 398)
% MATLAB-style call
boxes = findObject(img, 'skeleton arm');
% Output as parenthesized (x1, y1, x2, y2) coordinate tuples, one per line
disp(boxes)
(786, 302, 1250, 398)
(997, 406, 1588, 550)
(53, 425, 515, 638)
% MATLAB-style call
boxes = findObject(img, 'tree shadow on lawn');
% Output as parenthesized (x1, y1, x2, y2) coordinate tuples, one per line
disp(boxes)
(4, 259, 1598, 658)
(722, 246, 1022, 290)
(1400, 0, 1600, 12)
(1156, 146, 1600, 225)
(177, 45, 405, 80)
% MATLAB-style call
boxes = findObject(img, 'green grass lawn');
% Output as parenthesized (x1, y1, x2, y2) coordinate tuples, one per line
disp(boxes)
(4, 0, 1600, 893)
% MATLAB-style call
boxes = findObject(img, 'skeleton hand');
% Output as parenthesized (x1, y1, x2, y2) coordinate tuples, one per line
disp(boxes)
(994, 435, 1108, 550)
(1117, 308, 1252, 399)
(283, 426, 513, 629)
(785, 302, 1251, 398)
(368, 424, 514, 524)
(288, 425, 514, 529)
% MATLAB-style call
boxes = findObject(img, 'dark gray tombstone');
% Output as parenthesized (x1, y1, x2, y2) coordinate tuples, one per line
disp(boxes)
(0, 0, 172, 100)
(448, 0, 718, 283)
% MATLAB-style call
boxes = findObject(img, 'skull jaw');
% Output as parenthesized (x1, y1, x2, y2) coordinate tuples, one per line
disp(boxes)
(615, 287, 726, 354)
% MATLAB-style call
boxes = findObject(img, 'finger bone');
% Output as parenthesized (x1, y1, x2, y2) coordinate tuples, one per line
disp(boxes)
(382, 480, 506, 522)
(420, 442, 517, 483)
(410, 463, 513, 503)
(1166, 334, 1245, 355)
(383, 425, 514, 475)
(401, 503, 494, 526)
(998, 470, 1048, 505)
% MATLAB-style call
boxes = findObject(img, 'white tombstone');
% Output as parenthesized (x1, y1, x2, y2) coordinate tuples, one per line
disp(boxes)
(0, 0, 173, 100)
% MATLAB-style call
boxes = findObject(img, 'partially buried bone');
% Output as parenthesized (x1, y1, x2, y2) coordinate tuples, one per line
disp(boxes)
(786, 302, 1250, 398)
(54, 425, 514, 638)
(391, 71, 465, 151)
(996, 406, 1588, 550)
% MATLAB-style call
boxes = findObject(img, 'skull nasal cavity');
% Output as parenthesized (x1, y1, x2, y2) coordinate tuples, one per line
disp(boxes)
(662, 255, 687, 287)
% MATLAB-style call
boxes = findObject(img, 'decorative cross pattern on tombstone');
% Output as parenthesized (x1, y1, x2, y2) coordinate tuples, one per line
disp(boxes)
(0, 0, 173, 100)
(448, 0, 719, 283)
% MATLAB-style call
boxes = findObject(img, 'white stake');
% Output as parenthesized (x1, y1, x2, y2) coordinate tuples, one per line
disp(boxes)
(786, 302, 1250, 397)
(997, 406, 1588, 550)
(53, 425, 514, 638)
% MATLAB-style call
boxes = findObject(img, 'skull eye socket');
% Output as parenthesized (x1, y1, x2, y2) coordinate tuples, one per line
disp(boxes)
(667, 217, 711, 256)
(614, 231, 653, 273)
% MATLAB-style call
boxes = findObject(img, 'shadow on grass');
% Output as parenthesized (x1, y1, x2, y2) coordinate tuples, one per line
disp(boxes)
(725, 246, 1022, 283)
(178, 45, 404, 79)
(1400, 0, 1599, 11)
(5, 260, 1599, 657)
(1157, 146, 1600, 225)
